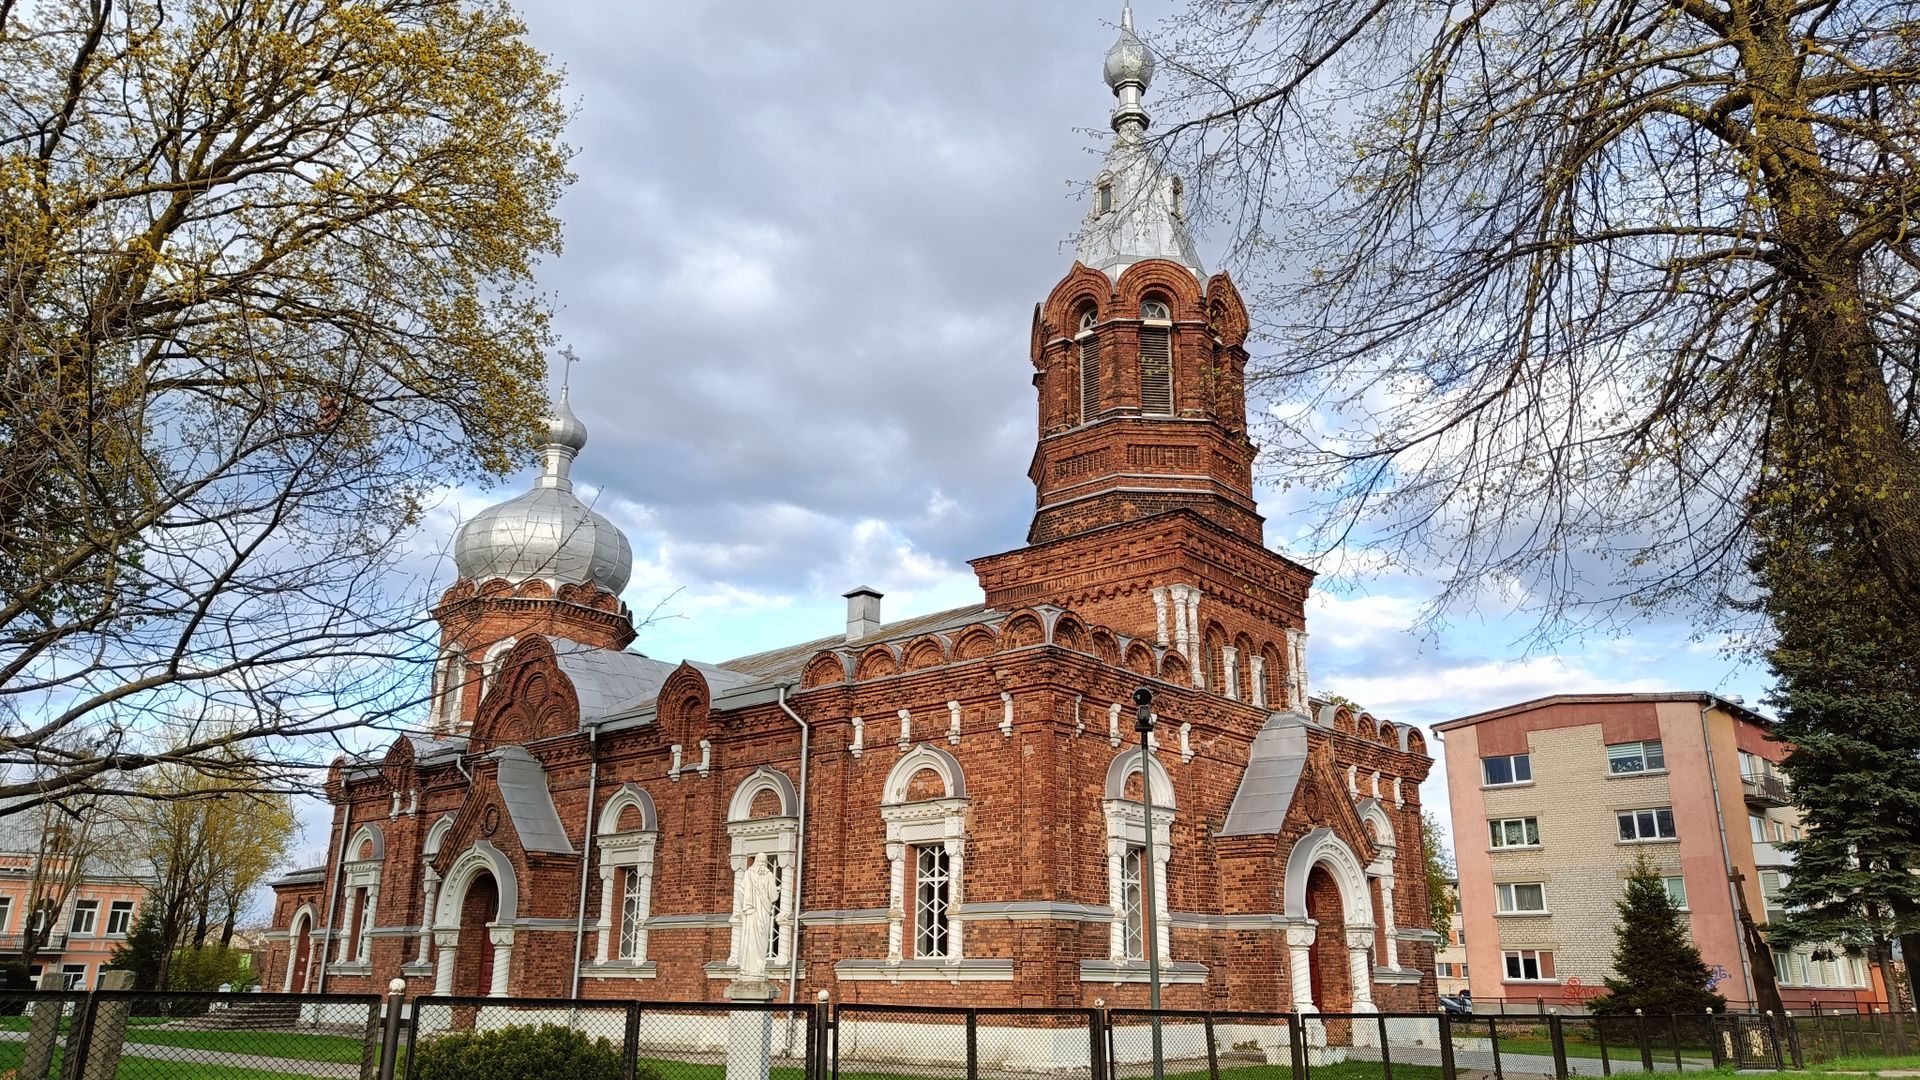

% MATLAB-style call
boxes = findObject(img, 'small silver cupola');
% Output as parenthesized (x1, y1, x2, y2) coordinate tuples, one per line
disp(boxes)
(1075, 4, 1203, 280)
(451, 374, 634, 595)
(843, 586, 883, 643)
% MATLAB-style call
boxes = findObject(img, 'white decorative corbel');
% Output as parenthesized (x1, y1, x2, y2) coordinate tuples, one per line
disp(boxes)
(1346, 764, 1358, 797)
(948, 700, 962, 745)
(850, 717, 865, 759)
(407, 789, 419, 815)
(1179, 722, 1193, 764)
(898, 708, 912, 751)
(669, 743, 684, 781)
(1001, 692, 1015, 738)
(698, 739, 712, 778)
(1392, 777, 1404, 808)
(1371, 770, 1382, 799)
(1108, 703, 1122, 748)
(389, 791, 401, 819)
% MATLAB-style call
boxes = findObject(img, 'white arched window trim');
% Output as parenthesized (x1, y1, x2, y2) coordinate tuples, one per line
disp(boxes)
(720, 768, 798, 976)
(334, 824, 384, 967)
(281, 903, 319, 991)
(479, 637, 518, 698)
(593, 784, 658, 975)
(432, 649, 467, 734)
(1102, 749, 1175, 964)
(1356, 798, 1402, 973)
(880, 746, 968, 966)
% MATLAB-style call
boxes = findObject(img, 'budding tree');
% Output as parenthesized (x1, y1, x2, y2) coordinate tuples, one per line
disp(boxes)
(1150, 0, 1920, 629)
(0, 0, 573, 807)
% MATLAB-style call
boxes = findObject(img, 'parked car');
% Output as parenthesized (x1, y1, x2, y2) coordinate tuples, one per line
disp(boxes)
(1439, 994, 1473, 1015)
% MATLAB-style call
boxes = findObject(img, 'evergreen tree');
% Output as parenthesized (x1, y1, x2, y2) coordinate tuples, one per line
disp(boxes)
(1589, 854, 1725, 1016)
(1755, 508, 1920, 1010)
(104, 905, 168, 991)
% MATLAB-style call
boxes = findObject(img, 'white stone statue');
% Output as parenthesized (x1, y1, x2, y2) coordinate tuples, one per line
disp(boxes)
(735, 854, 778, 979)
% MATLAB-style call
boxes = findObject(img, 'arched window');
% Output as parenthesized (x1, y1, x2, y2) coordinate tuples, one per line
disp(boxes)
(1077, 308, 1101, 424)
(881, 746, 969, 964)
(433, 650, 467, 733)
(594, 785, 658, 973)
(1103, 749, 1175, 964)
(1139, 299, 1173, 415)
(479, 637, 517, 698)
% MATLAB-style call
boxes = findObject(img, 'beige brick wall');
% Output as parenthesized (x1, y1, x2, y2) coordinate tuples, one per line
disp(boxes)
(1483, 725, 1686, 988)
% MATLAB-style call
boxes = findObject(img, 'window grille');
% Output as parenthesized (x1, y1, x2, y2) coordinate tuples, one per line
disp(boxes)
(915, 846, 951, 957)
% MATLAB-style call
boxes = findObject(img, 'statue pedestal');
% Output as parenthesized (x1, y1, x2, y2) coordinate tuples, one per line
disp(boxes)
(725, 977, 777, 1080)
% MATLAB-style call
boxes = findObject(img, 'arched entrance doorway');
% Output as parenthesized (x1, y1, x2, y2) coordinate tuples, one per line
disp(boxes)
(455, 872, 498, 996)
(431, 841, 520, 998)
(284, 907, 315, 992)
(1305, 865, 1352, 1013)
(1283, 828, 1378, 1017)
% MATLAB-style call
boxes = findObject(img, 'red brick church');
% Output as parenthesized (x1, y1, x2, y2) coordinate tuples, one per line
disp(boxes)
(263, 9, 1439, 1013)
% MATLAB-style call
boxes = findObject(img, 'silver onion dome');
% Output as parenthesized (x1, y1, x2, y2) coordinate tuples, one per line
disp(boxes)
(451, 393, 633, 595)
(1103, 5, 1154, 90)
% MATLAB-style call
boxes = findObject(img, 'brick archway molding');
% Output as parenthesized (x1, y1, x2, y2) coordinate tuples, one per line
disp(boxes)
(431, 840, 520, 996)
(1281, 827, 1377, 1015)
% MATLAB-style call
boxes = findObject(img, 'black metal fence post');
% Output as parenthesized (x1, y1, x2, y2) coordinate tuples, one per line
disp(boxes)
(1707, 1011, 1726, 1069)
(1489, 1015, 1504, 1080)
(1289, 1012, 1308, 1080)
(1203, 1012, 1220, 1080)
(1548, 1012, 1568, 1080)
(376, 980, 406, 1080)
(1378, 1013, 1394, 1080)
(1597, 1014, 1613, 1076)
(965, 1008, 979, 1080)
(1636, 1009, 1654, 1072)
(1439, 1011, 1457, 1080)
(1667, 1014, 1683, 1069)
(622, 1002, 642, 1080)
(1767, 1011, 1785, 1070)
(61, 986, 101, 1080)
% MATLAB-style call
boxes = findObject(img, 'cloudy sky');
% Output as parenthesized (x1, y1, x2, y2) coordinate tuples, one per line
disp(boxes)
(296, 0, 1770, 867)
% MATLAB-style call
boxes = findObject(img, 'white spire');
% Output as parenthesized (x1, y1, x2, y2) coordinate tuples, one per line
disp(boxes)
(1077, 5, 1203, 279)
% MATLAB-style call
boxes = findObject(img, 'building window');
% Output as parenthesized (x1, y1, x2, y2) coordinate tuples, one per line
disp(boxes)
(0, 896, 14, 933)
(1618, 807, 1678, 842)
(618, 869, 645, 961)
(1504, 950, 1554, 981)
(69, 901, 97, 936)
(1120, 846, 1145, 961)
(1661, 875, 1689, 910)
(1461, 963, 1469, 977)
(1098, 181, 1114, 214)
(1138, 300, 1172, 416)
(1607, 740, 1665, 774)
(1437, 962, 1453, 977)
(914, 846, 952, 958)
(1495, 882, 1548, 914)
(595, 784, 660, 970)
(1750, 813, 1767, 842)
(59, 964, 86, 990)
(1489, 817, 1541, 849)
(1482, 753, 1531, 786)
(1078, 310, 1101, 423)
(105, 901, 133, 937)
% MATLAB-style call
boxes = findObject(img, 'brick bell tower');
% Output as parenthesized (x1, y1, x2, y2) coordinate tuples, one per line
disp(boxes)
(426, 381, 638, 734)
(972, 7, 1316, 706)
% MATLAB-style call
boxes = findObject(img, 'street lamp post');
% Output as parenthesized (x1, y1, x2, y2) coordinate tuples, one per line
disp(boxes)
(1133, 687, 1165, 1080)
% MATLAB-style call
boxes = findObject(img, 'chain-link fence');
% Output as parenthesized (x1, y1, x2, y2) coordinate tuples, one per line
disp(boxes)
(407, 995, 819, 1080)
(0, 987, 1898, 1080)
(68, 991, 385, 1080)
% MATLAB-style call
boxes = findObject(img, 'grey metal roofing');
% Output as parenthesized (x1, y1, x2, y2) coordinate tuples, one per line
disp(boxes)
(272, 864, 327, 887)
(551, 643, 679, 722)
(407, 735, 468, 760)
(717, 602, 996, 683)
(1218, 710, 1312, 836)
(491, 745, 574, 854)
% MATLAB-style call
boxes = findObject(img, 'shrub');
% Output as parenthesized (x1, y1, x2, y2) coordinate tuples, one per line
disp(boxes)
(410, 1024, 629, 1080)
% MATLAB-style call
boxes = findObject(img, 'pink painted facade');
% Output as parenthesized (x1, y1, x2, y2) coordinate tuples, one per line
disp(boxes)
(1439, 693, 1886, 1012)
(0, 852, 152, 989)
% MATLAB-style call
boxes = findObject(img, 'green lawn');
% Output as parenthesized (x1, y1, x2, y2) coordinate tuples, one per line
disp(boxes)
(118, 1029, 366, 1064)
(1493, 1035, 1718, 1063)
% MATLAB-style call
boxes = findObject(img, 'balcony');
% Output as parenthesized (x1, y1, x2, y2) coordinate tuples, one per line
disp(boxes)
(1754, 840, 1796, 867)
(1743, 771, 1790, 807)
(0, 932, 68, 956)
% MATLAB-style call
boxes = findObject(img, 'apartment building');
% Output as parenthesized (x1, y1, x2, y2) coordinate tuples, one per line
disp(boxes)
(1438, 693, 1885, 1012)
(1435, 878, 1469, 998)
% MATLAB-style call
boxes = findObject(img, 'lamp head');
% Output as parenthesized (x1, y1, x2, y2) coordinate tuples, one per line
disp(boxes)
(1133, 686, 1155, 729)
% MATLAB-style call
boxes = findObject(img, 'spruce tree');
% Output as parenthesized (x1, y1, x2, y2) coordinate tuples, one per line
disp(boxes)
(1755, 508, 1920, 1010)
(104, 905, 169, 991)
(1589, 854, 1725, 1016)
